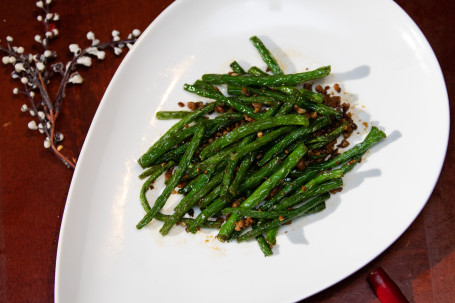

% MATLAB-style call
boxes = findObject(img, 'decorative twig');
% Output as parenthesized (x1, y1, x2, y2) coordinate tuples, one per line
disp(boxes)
(0, 0, 141, 169)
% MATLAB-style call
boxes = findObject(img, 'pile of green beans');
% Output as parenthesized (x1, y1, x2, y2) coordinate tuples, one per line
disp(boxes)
(136, 36, 386, 256)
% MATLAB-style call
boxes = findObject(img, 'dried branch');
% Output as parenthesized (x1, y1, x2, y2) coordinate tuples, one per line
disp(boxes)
(0, 0, 141, 168)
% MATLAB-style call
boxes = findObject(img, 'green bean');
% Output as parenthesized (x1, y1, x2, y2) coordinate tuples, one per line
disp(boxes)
(136, 124, 206, 229)
(219, 134, 255, 200)
(156, 143, 188, 163)
(230, 61, 246, 74)
(255, 170, 336, 243)
(340, 154, 363, 174)
(296, 88, 324, 103)
(155, 112, 243, 164)
(187, 198, 229, 233)
(248, 66, 269, 76)
(193, 79, 223, 93)
(199, 185, 221, 207)
(265, 201, 327, 245)
(238, 156, 284, 192)
(258, 116, 331, 166)
(139, 163, 165, 180)
(304, 169, 344, 191)
(227, 84, 294, 115)
(178, 172, 206, 195)
(179, 171, 223, 209)
(156, 111, 193, 120)
(250, 36, 283, 75)
(228, 85, 341, 119)
(188, 136, 255, 234)
(229, 152, 256, 196)
(227, 85, 285, 99)
(231, 126, 294, 162)
(199, 113, 244, 142)
(135, 36, 388, 256)
(202, 66, 331, 87)
(221, 207, 316, 219)
(254, 77, 312, 115)
(308, 121, 349, 150)
(159, 172, 213, 235)
(226, 85, 248, 96)
(199, 114, 309, 160)
(139, 161, 175, 212)
(262, 126, 386, 210)
(276, 99, 296, 115)
(265, 179, 338, 244)
(138, 102, 217, 168)
(139, 125, 197, 168)
(217, 143, 308, 242)
(264, 226, 279, 245)
(273, 178, 342, 211)
(185, 141, 243, 179)
(153, 212, 221, 229)
(274, 86, 324, 104)
(294, 99, 342, 119)
(184, 83, 263, 120)
(263, 105, 280, 118)
(220, 160, 237, 200)
(256, 235, 273, 256)
(235, 96, 279, 106)
(311, 126, 386, 170)
(154, 113, 227, 167)
(260, 166, 320, 211)
(237, 193, 330, 242)
(157, 116, 242, 165)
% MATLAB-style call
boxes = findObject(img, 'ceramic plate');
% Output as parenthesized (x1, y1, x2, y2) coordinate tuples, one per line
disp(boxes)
(55, 0, 449, 302)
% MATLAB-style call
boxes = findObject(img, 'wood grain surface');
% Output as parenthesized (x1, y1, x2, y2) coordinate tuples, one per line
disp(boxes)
(0, 1, 453, 302)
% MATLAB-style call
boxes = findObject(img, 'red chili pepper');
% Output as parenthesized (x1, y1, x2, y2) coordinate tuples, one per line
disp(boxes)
(367, 267, 409, 303)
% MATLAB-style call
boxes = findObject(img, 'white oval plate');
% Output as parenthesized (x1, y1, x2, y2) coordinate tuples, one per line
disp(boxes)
(55, 0, 449, 302)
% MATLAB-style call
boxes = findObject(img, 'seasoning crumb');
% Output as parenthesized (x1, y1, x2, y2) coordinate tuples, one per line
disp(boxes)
(337, 139, 350, 148)
(244, 115, 255, 122)
(330, 187, 343, 194)
(234, 220, 244, 231)
(187, 101, 196, 110)
(165, 166, 174, 181)
(297, 107, 306, 114)
(215, 106, 225, 113)
(334, 83, 341, 93)
(178, 102, 185, 107)
(232, 199, 241, 207)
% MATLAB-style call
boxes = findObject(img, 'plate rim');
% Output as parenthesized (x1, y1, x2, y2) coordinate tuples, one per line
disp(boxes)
(54, 0, 450, 302)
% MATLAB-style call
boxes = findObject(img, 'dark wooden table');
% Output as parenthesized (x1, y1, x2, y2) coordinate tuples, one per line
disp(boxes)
(0, 1, 453, 302)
